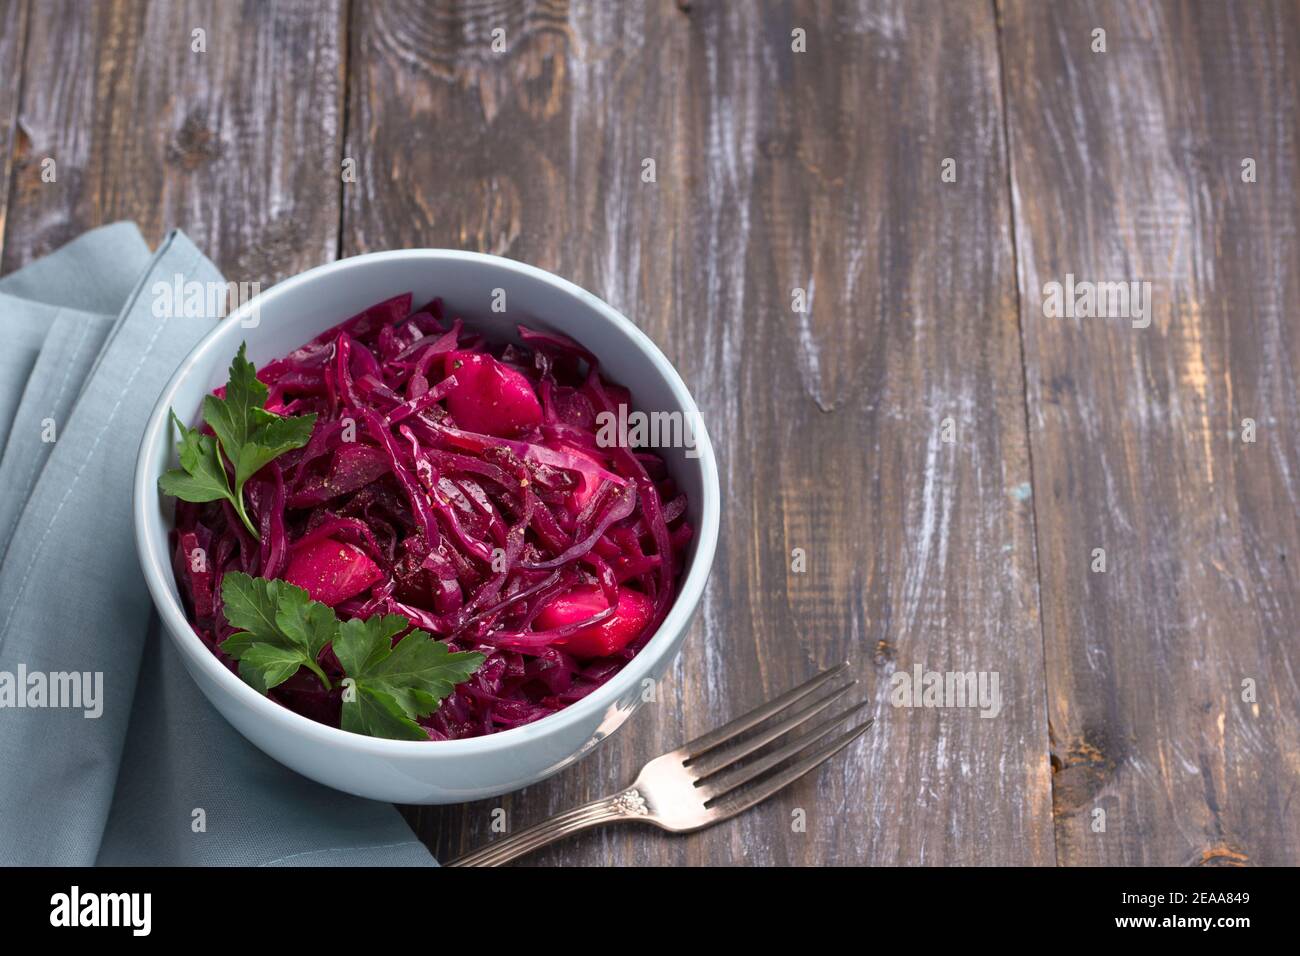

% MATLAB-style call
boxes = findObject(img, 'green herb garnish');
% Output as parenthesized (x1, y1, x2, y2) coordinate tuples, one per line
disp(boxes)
(159, 343, 316, 540)
(219, 573, 337, 693)
(218, 572, 485, 740)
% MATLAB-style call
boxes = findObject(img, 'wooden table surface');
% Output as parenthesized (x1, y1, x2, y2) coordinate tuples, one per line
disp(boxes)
(1, 0, 1295, 866)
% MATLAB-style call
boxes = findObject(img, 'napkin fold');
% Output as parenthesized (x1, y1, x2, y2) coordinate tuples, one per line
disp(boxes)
(0, 225, 435, 866)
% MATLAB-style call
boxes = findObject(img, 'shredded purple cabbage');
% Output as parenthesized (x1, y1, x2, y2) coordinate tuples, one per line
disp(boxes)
(171, 294, 692, 739)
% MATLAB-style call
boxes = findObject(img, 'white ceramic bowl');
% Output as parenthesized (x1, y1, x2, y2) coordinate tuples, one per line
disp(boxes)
(133, 250, 719, 804)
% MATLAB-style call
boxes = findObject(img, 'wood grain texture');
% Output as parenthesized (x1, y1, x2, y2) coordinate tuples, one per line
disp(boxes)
(4, 0, 1291, 867)
(1, 0, 344, 285)
(999, 0, 1300, 865)
(678, 0, 1050, 867)
(0, 0, 28, 262)
(345, 0, 705, 865)
(350, 0, 1053, 865)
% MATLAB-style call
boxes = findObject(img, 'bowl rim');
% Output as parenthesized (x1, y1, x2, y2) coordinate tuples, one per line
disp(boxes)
(133, 248, 720, 759)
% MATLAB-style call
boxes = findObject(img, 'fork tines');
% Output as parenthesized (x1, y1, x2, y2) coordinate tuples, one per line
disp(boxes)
(679, 663, 875, 813)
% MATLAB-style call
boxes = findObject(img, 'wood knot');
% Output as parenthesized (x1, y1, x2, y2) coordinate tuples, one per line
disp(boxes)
(1051, 727, 1122, 816)
(166, 110, 224, 170)
(758, 134, 794, 160)
(1193, 844, 1249, 867)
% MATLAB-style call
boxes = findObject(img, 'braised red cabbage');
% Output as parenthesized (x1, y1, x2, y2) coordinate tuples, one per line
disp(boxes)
(170, 294, 692, 739)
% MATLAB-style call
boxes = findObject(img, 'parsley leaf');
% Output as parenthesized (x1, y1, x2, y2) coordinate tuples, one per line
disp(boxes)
(202, 344, 268, 457)
(219, 572, 334, 694)
(334, 615, 485, 741)
(237, 412, 318, 487)
(158, 411, 236, 505)
(216, 571, 484, 740)
(160, 343, 316, 540)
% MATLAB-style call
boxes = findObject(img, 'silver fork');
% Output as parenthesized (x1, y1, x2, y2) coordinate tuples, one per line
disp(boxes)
(447, 663, 873, 866)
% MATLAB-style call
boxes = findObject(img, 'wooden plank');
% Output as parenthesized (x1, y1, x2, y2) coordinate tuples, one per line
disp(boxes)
(671, 0, 1049, 866)
(0, 0, 29, 262)
(1, 0, 345, 285)
(356, 0, 1051, 865)
(345, 0, 702, 864)
(999, 0, 1300, 865)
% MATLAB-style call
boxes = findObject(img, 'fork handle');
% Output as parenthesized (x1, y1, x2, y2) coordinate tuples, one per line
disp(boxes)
(446, 788, 650, 867)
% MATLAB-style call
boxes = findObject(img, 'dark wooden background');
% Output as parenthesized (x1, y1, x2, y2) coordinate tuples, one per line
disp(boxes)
(1, 0, 1295, 866)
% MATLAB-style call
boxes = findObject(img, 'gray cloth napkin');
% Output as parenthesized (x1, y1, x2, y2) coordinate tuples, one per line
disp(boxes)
(0, 224, 436, 866)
